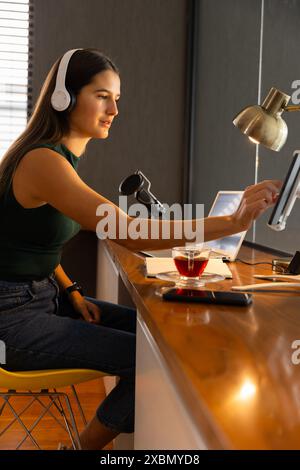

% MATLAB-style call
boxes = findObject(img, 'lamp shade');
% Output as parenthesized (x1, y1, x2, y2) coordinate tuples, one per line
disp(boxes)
(233, 87, 291, 151)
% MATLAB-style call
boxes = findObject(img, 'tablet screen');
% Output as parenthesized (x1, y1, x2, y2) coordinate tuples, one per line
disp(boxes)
(207, 192, 246, 259)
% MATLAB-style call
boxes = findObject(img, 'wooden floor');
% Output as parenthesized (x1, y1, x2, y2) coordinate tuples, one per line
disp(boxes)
(0, 378, 113, 450)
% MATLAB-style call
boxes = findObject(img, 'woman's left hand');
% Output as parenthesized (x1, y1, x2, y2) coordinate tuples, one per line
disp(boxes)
(69, 293, 101, 324)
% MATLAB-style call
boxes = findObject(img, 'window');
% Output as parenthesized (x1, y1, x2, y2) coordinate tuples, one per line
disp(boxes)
(0, 0, 32, 160)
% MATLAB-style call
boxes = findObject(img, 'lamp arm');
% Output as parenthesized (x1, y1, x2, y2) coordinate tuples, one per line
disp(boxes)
(284, 105, 300, 112)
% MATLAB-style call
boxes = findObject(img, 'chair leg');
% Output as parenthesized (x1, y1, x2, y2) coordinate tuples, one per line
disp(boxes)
(71, 385, 87, 426)
(61, 393, 82, 450)
(0, 393, 68, 440)
(0, 391, 83, 450)
(2, 396, 40, 449)
(0, 398, 8, 416)
(15, 397, 57, 450)
(0, 396, 36, 438)
(52, 392, 79, 450)
(0, 392, 63, 448)
(32, 394, 68, 431)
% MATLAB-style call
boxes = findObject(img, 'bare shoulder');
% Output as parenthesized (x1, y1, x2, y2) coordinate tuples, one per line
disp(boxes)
(21, 147, 82, 196)
(21, 147, 75, 173)
(12, 148, 75, 208)
(18, 146, 111, 232)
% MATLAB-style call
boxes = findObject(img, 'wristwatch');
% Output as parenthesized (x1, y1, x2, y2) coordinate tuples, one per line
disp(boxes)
(64, 281, 84, 296)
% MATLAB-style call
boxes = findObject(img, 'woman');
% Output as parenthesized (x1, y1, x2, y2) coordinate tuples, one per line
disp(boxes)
(0, 48, 281, 449)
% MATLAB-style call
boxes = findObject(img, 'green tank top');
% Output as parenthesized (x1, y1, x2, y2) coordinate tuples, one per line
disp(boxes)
(0, 143, 82, 281)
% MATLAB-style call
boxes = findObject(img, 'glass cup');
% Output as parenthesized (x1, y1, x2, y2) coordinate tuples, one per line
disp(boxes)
(172, 245, 211, 286)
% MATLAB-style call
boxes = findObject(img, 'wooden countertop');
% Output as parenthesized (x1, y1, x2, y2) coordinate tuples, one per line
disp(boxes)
(105, 240, 300, 450)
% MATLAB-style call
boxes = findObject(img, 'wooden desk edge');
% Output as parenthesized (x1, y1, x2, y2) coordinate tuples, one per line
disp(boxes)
(104, 240, 232, 449)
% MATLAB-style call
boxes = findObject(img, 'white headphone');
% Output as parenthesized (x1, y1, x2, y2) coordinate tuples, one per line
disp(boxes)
(51, 48, 82, 111)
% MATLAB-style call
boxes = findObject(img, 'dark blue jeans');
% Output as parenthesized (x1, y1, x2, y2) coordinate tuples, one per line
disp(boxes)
(0, 274, 136, 434)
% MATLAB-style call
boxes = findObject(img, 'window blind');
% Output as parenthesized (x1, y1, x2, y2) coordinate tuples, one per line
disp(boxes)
(0, 0, 32, 160)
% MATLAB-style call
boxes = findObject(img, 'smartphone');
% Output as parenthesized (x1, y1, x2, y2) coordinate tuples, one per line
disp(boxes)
(162, 288, 252, 306)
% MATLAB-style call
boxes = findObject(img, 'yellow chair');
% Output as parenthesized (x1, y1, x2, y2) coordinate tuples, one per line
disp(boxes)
(0, 367, 107, 450)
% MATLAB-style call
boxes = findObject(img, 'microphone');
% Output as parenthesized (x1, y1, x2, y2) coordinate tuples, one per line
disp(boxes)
(119, 170, 166, 217)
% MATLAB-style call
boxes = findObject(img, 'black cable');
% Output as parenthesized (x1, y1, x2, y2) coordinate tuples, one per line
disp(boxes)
(236, 258, 287, 273)
(236, 258, 273, 267)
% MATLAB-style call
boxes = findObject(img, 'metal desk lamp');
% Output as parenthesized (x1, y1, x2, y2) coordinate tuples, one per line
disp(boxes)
(233, 87, 300, 267)
(233, 87, 300, 151)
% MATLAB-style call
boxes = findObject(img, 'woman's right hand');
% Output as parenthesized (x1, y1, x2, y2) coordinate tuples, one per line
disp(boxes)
(231, 179, 282, 232)
(68, 291, 101, 324)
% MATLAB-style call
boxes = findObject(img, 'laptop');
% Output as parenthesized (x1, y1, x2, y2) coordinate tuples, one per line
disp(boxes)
(141, 190, 246, 261)
(206, 191, 246, 261)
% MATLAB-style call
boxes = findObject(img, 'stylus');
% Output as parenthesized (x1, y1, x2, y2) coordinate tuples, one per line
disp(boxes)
(254, 274, 300, 281)
(231, 282, 300, 291)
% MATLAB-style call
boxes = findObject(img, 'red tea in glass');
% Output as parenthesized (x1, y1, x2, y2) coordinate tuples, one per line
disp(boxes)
(172, 246, 211, 280)
(174, 256, 208, 277)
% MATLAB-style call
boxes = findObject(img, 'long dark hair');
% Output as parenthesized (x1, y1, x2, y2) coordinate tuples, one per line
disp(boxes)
(0, 48, 119, 199)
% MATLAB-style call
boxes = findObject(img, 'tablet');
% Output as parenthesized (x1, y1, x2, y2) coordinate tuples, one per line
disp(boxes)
(268, 151, 300, 231)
